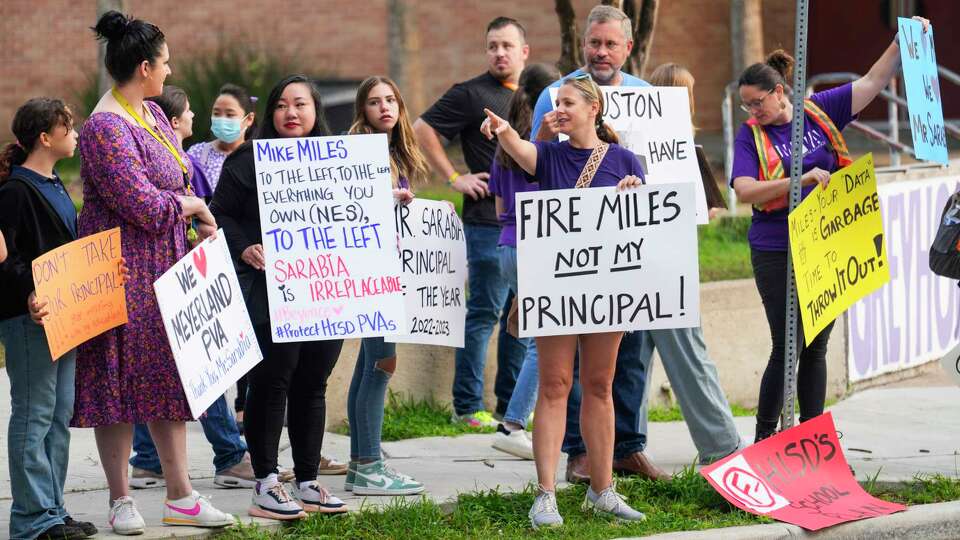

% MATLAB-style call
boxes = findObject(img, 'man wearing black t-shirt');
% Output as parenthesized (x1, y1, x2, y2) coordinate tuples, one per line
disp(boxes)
(413, 16, 528, 427)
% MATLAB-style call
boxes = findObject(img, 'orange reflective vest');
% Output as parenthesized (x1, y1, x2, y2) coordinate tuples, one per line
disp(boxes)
(747, 99, 853, 212)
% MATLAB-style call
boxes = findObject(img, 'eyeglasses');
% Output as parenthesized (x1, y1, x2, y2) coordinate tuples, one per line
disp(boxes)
(739, 89, 774, 113)
(573, 72, 594, 82)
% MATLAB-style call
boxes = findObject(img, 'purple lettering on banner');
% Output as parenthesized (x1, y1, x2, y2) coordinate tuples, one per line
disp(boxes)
(847, 177, 960, 383)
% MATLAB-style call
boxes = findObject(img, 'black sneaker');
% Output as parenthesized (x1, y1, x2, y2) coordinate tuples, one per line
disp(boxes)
(63, 516, 98, 537)
(34, 523, 87, 540)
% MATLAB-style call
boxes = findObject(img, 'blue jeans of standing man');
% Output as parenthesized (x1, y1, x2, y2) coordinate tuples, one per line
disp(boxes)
(2, 315, 75, 540)
(347, 337, 394, 460)
(131, 394, 246, 474)
(498, 245, 538, 427)
(453, 224, 524, 415)
(563, 330, 648, 459)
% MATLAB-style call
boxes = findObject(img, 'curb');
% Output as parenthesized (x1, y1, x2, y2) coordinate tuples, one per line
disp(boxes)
(617, 500, 960, 540)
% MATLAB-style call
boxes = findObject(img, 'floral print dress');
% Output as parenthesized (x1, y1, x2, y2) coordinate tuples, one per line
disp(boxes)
(72, 101, 194, 426)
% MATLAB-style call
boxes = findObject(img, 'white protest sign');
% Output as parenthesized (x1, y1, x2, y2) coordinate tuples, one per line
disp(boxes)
(516, 183, 700, 337)
(254, 134, 407, 342)
(154, 232, 263, 418)
(386, 199, 467, 347)
(551, 86, 708, 223)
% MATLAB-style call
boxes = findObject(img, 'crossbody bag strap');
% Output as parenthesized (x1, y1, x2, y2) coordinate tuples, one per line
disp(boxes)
(574, 143, 609, 189)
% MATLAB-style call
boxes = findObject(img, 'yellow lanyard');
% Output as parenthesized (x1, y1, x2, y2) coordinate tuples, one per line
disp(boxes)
(111, 87, 189, 177)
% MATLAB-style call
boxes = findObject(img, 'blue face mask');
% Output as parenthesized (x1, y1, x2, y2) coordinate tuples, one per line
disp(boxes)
(211, 116, 244, 143)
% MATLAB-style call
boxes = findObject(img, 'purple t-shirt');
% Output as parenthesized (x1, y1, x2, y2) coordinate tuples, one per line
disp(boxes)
(488, 161, 538, 247)
(186, 153, 213, 199)
(730, 83, 855, 251)
(534, 141, 645, 191)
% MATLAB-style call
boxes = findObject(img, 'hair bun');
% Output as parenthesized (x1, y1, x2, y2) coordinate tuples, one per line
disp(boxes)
(765, 49, 795, 81)
(93, 10, 130, 42)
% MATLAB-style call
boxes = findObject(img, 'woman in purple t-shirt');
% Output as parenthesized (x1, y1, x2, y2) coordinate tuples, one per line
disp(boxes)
(486, 75, 645, 527)
(730, 17, 929, 443)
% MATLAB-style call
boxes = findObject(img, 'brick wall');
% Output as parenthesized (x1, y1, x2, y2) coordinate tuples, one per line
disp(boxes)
(0, 0, 800, 140)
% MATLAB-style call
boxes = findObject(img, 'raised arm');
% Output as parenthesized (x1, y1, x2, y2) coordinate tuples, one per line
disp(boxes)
(852, 16, 930, 115)
(484, 109, 537, 176)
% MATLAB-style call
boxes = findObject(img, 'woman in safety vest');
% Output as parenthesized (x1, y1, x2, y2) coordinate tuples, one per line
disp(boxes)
(730, 17, 929, 442)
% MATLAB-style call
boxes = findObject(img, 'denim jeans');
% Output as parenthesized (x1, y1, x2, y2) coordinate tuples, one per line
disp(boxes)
(498, 246, 538, 428)
(2, 315, 75, 540)
(452, 224, 523, 415)
(130, 394, 246, 474)
(347, 337, 395, 461)
(563, 330, 648, 459)
(638, 328, 742, 462)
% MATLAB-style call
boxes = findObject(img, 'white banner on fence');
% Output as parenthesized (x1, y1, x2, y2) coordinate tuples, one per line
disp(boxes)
(154, 233, 263, 418)
(516, 183, 700, 337)
(847, 176, 960, 383)
(254, 134, 407, 342)
(386, 199, 467, 347)
(550, 86, 707, 223)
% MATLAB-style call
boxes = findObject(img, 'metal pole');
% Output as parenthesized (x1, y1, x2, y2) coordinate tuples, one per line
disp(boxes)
(781, 0, 809, 431)
(889, 77, 901, 167)
(722, 84, 738, 214)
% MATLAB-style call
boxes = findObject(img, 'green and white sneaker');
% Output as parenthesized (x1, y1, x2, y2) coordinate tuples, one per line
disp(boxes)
(352, 461, 425, 496)
(344, 462, 356, 491)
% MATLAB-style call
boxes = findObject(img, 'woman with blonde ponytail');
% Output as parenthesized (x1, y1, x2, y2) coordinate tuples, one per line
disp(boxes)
(485, 73, 646, 528)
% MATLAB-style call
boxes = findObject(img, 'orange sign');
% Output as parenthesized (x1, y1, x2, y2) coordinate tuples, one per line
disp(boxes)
(31, 228, 128, 360)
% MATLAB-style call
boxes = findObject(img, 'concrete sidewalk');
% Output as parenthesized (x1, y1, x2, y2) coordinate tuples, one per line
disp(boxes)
(0, 373, 957, 538)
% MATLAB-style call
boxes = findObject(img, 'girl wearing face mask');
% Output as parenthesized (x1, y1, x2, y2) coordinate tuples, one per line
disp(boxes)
(341, 76, 428, 497)
(187, 83, 256, 193)
(210, 75, 347, 521)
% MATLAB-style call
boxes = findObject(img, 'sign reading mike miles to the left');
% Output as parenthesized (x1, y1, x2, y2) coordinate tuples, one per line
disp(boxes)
(254, 134, 407, 342)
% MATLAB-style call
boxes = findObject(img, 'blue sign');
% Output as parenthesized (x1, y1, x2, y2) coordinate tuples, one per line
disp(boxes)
(898, 18, 948, 165)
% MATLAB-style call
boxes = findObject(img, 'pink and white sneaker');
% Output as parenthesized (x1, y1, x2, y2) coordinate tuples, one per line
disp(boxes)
(162, 490, 235, 527)
(109, 496, 145, 536)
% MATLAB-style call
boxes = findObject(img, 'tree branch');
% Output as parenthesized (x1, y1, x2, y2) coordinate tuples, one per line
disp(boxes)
(555, 0, 583, 74)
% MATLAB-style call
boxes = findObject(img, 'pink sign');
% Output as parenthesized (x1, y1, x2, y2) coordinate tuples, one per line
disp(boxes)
(701, 412, 905, 531)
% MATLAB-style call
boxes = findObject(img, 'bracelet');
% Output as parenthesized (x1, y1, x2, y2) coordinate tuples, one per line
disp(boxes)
(448, 172, 461, 185)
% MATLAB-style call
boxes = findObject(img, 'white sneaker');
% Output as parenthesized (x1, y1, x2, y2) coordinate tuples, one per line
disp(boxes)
(109, 496, 145, 536)
(492, 425, 534, 460)
(162, 490, 235, 527)
(297, 481, 348, 513)
(249, 479, 306, 521)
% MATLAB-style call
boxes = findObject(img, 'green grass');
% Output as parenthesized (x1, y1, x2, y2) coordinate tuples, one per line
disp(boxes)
(217, 471, 960, 540)
(333, 391, 495, 441)
(220, 468, 769, 540)
(648, 403, 757, 423)
(698, 216, 753, 282)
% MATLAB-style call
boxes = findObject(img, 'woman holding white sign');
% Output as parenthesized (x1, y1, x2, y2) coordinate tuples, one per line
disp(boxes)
(211, 74, 347, 520)
(341, 75, 428, 496)
(485, 75, 646, 529)
(730, 17, 929, 443)
(75, 11, 230, 534)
